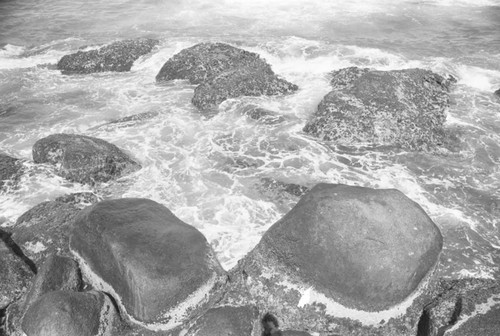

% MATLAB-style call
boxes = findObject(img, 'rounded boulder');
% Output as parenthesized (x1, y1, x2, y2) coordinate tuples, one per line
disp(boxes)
(252, 183, 443, 311)
(70, 198, 226, 327)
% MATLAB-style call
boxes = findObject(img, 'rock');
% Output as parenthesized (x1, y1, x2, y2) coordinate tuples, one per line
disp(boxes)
(5, 254, 82, 336)
(11, 200, 81, 265)
(419, 278, 500, 336)
(0, 238, 33, 309)
(494, 88, 500, 97)
(282, 331, 313, 336)
(260, 178, 310, 198)
(192, 66, 298, 114)
(70, 198, 227, 328)
(303, 67, 452, 150)
(155, 42, 273, 84)
(240, 104, 286, 124)
(32, 133, 141, 184)
(57, 38, 158, 74)
(184, 305, 258, 336)
(0, 153, 23, 190)
(54, 192, 101, 209)
(21, 290, 120, 336)
(221, 183, 443, 335)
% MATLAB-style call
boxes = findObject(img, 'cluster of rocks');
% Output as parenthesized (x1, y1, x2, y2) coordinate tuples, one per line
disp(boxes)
(2, 183, 499, 335)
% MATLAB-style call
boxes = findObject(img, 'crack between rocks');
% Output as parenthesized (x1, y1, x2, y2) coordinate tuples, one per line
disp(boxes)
(0, 227, 37, 274)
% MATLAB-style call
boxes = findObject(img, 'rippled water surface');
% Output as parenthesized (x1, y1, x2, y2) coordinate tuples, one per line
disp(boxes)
(1, 0, 499, 275)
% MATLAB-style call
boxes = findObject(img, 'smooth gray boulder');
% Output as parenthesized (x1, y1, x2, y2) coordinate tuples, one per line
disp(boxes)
(155, 42, 273, 84)
(57, 38, 158, 74)
(192, 66, 298, 113)
(303, 67, 453, 150)
(32, 134, 141, 184)
(21, 290, 120, 336)
(70, 198, 226, 328)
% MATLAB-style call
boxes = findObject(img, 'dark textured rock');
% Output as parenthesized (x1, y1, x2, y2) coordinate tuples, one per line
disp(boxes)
(32, 133, 141, 184)
(241, 104, 286, 124)
(260, 178, 310, 198)
(57, 38, 158, 74)
(185, 305, 258, 336)
(0, 153, 23, 190)
(494, 88, 500, 97)
(21, 290, 120, 336)
(0, 239, 33, 309)
(254, 183, 442, 311)
(282, 331, 313, 336)
(156, 42, 273, 84)
(419, 278, 500, 336)
(54, 192, 101, 208)
(303, 67, 452, 150)
(11, 200, 81, 265)
(70, 198, 227, 327)
(5, 254, 82, 336)
(192, 66, 298, 113)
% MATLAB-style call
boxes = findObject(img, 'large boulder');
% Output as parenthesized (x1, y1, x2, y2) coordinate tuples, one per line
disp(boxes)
(222, 183, 443, 335)
(57, 38, 158, 74)
(155, 42, 273, 84)
(21, 290, 120, 336)
(32, 134, 141, 184)
(184, 305, 258, 336)
(11, 200, 82, 265)
(70, 198, 227, 329)
(0, 238, 33, 309)
(0, 153, 23, 190)
(303, 67, 453, 150)
(192, 66, 298, 113)
(5, 254, 82, 336)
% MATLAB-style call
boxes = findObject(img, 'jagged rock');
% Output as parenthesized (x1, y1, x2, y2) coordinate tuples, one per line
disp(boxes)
(184, 305, 258, 336)
(192, 66, 298, 113)
(0, 153, 23, 190)
(32, 133, 141, 184)
(55, 192, 101, 209)
(0, 239, 33, 309)
(241, 104, 286, 124)
(222, 183, 443, 335)
(418, 278, 500, 336)
(11, 200, 81, 265)
(21, 290, 120, 336)
(303, 67, 453, 150)
(57, 38, 158, 74)
(155, 42, 273, 84)
(5, 254, 82, 336)
(70, 198, 227, 328)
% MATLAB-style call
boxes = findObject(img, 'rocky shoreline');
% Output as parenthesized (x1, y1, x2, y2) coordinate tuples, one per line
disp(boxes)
(1, 39, 498, 336)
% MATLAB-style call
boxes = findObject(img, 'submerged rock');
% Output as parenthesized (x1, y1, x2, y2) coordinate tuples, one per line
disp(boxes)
(240, 104, 286, 124)
(0, 153, 23, 190)
(303, 67, 453, 150)
(184, 305, 258, 336)
(57, 38, 158, 74)
(222, 183, 443, 335)
(21, 290, 120, 336)
(32, 133, 141, 184)
(70, 198, 227, 328)
(494, 88, 500, 97)
(192, 66, 298, 113)
(155, 42, 272, 84)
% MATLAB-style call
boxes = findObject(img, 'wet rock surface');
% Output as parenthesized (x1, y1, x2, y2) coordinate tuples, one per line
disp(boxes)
(32, 133, 141, 184)
(57, 38, 158, 74)
(304, 67, 453, 150)
(155, 42, 273, 84)
(192, 66, 298, 113)
(0, 154, 23, 191)
(70, 198, 227, 327)
(184, 305, 258, 336)
(241, 105, 286, 124)
(21, 290, 120, 336)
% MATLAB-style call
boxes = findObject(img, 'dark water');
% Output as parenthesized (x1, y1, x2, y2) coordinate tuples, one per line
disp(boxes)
(0, 0, 499, 277)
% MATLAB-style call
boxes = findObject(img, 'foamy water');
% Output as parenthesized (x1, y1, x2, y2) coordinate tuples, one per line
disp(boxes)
(1, 0, 499, 277)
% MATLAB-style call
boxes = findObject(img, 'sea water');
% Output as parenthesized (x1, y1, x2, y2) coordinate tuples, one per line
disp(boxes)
(0, 0, 499, 277)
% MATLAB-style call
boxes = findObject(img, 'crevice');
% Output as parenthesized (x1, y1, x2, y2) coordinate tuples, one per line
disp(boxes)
(0, 228, 37, 274)
(436, 296, 462, 336)
(416, 308, 431, 336)
(0, 306, 7, 336)
(416, 296, 463, 336)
